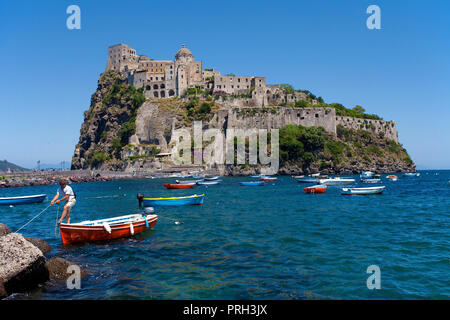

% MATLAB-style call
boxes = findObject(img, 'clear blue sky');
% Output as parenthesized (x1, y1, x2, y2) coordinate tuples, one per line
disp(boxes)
(0, 0, 449, 169)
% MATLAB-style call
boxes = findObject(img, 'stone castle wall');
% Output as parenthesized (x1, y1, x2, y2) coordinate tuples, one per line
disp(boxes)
(336, 116, 398, 142)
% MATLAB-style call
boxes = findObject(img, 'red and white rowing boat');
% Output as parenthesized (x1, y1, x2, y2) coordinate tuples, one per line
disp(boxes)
(59, 214, 158, 245)
(292, 176, 304, 179)
(164, 183, 195, 189)
(260, 177, 277, 181)
(304, 185, 327, 194)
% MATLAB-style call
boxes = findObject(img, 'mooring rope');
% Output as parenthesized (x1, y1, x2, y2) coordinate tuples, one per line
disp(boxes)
(54, 204, 60, 237)
(15, 204, 52, 233)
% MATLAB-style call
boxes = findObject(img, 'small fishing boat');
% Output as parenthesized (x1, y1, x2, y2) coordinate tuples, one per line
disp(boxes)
(239, 181, 265, 186)
(319, 177, 355, 185)
(59, 213, 158, 245)
(304, 185, 327, 194)
(0, 194, 47, 206)
(203, 176, 220, 181)
(260, 176, 277, 181)
(292, 175, 305, 179)
(296, 177, 320, 183)
(361, 178, 381, 184)
(404, 172, 420, 177)
(250, 174, 264, 178)
(164, 183, 195, 189)
(360, 171, 374, 179)
(197, 180, 221, 186)
(386, 175, 398, 181)
(341, 186, 385, 195)
(143, 194, 204, 206)
(175, 180, 200, 184)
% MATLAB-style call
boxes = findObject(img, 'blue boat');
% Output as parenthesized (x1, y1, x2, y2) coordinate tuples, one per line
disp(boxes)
(296, 177, 319, 183)
(143, 194, 204, 207)
(239, 181, 265, 186)
(0, 194, 47, 206)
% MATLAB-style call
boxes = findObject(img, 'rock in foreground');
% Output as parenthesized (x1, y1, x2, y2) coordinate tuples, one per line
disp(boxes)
(0, 233, 48, 298)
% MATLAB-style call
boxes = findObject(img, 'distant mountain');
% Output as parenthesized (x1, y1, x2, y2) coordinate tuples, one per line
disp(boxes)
(34, 162, 71, 170)
(0, 160, 30, 172)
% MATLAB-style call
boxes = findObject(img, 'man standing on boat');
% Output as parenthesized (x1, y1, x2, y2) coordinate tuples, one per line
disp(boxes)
(50, 179, 76, 224)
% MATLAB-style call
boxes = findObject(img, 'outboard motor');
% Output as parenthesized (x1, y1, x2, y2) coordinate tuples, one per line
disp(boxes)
(137, 193, 145, 208)
(143, 207, 155, 216)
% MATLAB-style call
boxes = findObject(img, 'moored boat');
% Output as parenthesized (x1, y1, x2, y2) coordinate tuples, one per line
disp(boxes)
(361, 178, 381, 184)
(143, 194, 204, 206)
(292, 176, 305, 179)
(260, 176, 277, 181)
(239, 181, 265, 186)
(360, 171, 374, 179)
(59, 213, 158, 245)
(197, 180, 221, 185)
(404, 172, 420, 177)
(164, 183, 195, 189)
(0, 194, 47, 206)
(341, 186, 385, 195)
(203, 176, 220, 181)
(319, 177, 355, 185)
(386, 175, 398, 181)
(296, 177, 320, 183)
(304, 185, 327, 194)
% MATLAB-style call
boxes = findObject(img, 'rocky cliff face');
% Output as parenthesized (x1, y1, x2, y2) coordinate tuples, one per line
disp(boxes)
(71, 71, 415, 174)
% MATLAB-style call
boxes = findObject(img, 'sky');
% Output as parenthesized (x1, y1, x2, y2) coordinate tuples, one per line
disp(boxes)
(0, 0, 449, 169)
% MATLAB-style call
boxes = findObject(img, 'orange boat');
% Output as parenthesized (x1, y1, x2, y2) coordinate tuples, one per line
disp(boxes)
(292, 176, 305, 179)
(260, 177, 277, 181)
(164, 183, 195, 189)
(59, 214, 158, 245)
(304, 185, 327, 194)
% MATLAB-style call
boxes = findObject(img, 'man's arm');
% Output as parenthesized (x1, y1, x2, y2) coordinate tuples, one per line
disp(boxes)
(56, 194, 69, 204)
(50, 193, 60, 206)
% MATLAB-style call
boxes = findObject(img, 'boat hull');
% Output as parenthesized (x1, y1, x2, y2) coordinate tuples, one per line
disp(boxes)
(361, 179, 381, 184)
(164, 183, 194, 189)
(0, 194, 47, 206)
(59, 215, 158, 245)
(341, 186, 385, 195)
(260, 177, 277, 181)
(143, 194, 204, 206)
(320, 178, 355, 185)
(304, 185, 327, 194)
(239, 181, 265, 186)
(197, 181, 220, 185)
(296, 178, 320, 183)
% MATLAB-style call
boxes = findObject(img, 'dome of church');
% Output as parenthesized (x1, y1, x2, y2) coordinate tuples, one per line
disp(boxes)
(175, 45, 193, 60)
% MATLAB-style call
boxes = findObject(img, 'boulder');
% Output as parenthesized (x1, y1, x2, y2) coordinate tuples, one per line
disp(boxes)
(25, 237, 51, 255)
(0, 233, 49, 298)
(0, 224, 11, 237)
(45, 257, 87, 281)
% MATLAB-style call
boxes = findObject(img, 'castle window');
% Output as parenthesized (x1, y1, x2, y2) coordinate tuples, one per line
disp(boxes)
(169, 89, 175, 96)
(153, 91, 159, 98)
(231, 85, 234, 88)
(160, 91, 165, 97)
(146, 85, 150, 91)
(160, 83, 165, 89)
(315, 114, 319, 118)
(156, 77, 158, 80)
(153, 84, 159, 90)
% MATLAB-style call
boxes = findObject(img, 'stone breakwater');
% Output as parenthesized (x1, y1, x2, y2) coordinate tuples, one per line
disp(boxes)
(0, 170, 146, 189)
(0, 223, 86, 299)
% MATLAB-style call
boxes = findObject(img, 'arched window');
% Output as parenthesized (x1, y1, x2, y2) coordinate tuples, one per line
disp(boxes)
(153, 91, 159, 98)
(153, 84, 159, 90)
(160, 83, 165, 89)
(146, 85, 151, 91)
(160, 91, 166, 98)
(169, 89, 175, 97)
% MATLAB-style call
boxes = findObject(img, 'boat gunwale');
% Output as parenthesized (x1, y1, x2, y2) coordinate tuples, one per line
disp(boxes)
(0, 194, 47, 200)
(143, 194, 205, 201)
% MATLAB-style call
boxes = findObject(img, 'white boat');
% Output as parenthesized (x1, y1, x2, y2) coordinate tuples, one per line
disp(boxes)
(197, 180, 221, 185)
(319, 177, 355, 185)
(341, 186, 385, 195)
(361, 178, 381, 184)
(403, 172, 420, 177)
(360, 171, 374, 179)
(203, 176, 220, 181)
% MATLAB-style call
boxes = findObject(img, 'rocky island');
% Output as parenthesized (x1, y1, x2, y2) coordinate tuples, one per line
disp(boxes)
(71, 44, 415, 175)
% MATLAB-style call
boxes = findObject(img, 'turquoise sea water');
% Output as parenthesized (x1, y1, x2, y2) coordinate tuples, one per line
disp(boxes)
(1, 171, 449, 299)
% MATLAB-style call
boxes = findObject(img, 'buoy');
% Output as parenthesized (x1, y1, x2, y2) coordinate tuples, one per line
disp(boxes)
(130, 223, 134, 235)
(102, 222, 112, 234)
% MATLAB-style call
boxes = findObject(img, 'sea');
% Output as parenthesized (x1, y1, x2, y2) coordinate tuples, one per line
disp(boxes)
(1, 170, 449, 299)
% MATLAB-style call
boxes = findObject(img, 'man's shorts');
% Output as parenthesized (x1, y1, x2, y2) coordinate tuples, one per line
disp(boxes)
(66, 198, 76, 208)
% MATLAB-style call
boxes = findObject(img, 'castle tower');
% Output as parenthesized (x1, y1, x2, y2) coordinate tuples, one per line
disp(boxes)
(106, 44, 139, 72)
